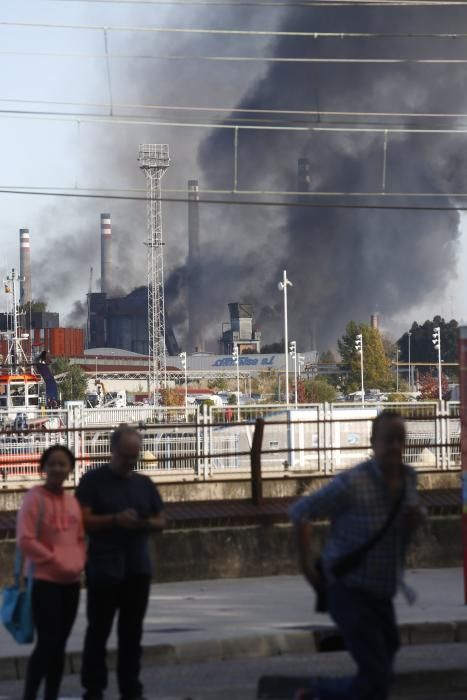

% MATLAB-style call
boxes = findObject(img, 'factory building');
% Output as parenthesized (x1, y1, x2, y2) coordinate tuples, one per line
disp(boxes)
(0, 230, 85, 361)
(220, 303, 261, 355)
(88, 287, 180, 356)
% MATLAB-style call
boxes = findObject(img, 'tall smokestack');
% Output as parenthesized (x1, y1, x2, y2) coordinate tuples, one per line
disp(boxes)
(100, 213, 112, 295)
(370, 313, 380, 330)
(297, 158, 311, 192)
(19, 228, 32, 305)
(187, 180, 203, 351)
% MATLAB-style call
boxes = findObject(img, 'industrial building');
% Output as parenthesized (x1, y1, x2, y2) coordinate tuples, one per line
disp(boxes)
(88, 287, 179, 356)
(0, 230, 85, 361)
(220, 303, 261, 355)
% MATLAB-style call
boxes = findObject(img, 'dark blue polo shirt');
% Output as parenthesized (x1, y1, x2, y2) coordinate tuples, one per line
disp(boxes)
(76, 465, 164, 583)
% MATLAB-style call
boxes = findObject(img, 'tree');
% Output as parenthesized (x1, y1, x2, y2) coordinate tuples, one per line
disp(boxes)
(338, 321, 392, 393)
(52, 358, 88, 402)
(319, 349, 336, 364)
(418, 372, 450, 400)
(398, 317, 459, 366)
(300, 378, 336, 404)
(20, 300, 47, 314)
(208, 378, 228, 391)
(160, 388, 184, 406)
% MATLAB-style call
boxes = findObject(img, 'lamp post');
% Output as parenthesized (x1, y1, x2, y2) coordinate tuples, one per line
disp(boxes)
(289, 340, 298, 408)
(179, 351, 188, 420)
(232, 344, 240, 421)
(396, 346, 400, 393)
(408, 331, 412, 391)
(432, 326, 442, 401)
(355, 333, 364, 406)
(278, 270, 293, 406)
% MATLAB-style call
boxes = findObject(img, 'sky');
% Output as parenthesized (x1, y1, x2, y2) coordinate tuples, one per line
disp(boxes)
(0, 0, 466, 348)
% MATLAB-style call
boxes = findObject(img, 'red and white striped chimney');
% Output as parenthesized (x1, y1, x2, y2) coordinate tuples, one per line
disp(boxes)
(19, 228, 32, 305)
(100, 213, 112, 295)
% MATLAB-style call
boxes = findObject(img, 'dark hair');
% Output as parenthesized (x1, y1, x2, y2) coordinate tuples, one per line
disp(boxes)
(110, 424, 142, 451)
(371, 410, 405, 442)
(39, 445, 75, 472)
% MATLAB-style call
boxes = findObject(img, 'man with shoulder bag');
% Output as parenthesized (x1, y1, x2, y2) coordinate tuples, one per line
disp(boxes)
(288, 410, 423, 700)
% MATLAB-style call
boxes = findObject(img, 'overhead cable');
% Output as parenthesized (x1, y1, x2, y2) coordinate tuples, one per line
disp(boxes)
(2, 20, 467, 39)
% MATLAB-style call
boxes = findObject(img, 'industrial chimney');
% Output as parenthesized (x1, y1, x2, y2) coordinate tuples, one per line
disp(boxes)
(100, 213, 112, 295)
(187, 180, 203, 351)
(297, 158, 311, 192)
(370, 313, 380, 330)
(19, 228, 32, 305)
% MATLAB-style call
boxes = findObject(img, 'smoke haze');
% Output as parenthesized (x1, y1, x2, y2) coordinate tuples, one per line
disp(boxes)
(25, 4, 467, 348)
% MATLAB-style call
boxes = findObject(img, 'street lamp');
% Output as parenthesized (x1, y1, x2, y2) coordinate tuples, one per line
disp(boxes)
(408, 331, 412, 391)
(396, 346, 400, 393)
(355, 333, 364, 406)
(289, 340, 298, 408)
(179, 351, 188, 420)
(232, 344, 241, 421)
(432, 326, 442, 401)
(278, 270, 293, 407)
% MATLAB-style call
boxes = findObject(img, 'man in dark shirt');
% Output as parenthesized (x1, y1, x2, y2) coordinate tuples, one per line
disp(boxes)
(76, 425, 166, 700)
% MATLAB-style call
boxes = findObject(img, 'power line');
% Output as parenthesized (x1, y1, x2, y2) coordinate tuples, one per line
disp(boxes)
(2, 20, 467, 38)
(4, 108, 467, 133)
(3, 49, 467, 64)
(47, 0, 467, 7)
(1, 96, 467, 122)
(0, 187, 466, 211)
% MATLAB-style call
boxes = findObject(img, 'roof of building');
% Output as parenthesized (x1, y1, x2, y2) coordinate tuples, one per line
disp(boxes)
(84, 348, 148, 359)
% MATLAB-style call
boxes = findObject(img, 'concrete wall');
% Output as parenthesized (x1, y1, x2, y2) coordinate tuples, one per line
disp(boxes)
(0, 470, 461, 511)
(0, 516, 461, 587)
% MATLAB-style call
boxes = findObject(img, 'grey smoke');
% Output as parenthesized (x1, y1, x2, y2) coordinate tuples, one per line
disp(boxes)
(29, 4, 466, 350)
(193, 5, 466, 347)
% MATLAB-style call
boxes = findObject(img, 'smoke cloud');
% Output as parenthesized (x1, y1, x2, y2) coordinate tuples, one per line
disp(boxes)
(27, 4, 467, 351)
(193, 4, 466, 348)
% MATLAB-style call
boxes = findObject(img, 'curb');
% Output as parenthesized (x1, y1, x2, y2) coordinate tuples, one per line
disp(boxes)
(1, 620, 467, 683)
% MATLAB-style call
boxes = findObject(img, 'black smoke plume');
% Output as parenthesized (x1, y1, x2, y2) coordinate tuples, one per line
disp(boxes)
(192, 4, 465, 347)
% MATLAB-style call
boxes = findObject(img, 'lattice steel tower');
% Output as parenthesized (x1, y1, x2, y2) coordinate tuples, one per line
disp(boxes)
(138, 144, 170, 402)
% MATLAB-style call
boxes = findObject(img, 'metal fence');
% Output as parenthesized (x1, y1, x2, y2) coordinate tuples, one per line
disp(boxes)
(0, 401, 461, 487)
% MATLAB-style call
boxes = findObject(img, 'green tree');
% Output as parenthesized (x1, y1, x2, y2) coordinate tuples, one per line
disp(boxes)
(398, 317, 459, 365)
(208, 378, 228, 391)
(52, 358, 88, 402)
(20, 300, 47, 314)
(338, 321, 392, 393)
(301, 378, 337, 404)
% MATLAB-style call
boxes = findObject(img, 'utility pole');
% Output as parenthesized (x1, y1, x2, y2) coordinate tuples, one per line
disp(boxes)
(355, 333, 364, 406)
(289, 340, 298, 408)
(432, 326, 442, 401)
(179, 351, 188, 420)
(278, 270, 293, 407)
(232, 344, 240, 421)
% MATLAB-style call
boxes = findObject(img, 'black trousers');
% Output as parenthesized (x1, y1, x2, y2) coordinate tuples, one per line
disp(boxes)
(23, 579, 80, 700)
(81, 575, 151, 700)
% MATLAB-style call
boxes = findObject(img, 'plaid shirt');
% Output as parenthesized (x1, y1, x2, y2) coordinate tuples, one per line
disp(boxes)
(288, 460, 419, 599)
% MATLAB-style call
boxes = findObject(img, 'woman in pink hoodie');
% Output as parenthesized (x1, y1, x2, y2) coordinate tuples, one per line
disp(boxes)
(17, 445, 86, 700)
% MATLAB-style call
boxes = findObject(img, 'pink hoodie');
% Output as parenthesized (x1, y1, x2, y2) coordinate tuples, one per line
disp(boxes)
(17, 486, 86, 583)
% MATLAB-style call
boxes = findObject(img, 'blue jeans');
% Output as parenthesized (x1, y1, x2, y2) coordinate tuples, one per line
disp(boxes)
(311, 582, 399, 700)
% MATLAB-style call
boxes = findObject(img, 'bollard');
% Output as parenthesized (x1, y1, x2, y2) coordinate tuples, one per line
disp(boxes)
(251, 417, 265, 506)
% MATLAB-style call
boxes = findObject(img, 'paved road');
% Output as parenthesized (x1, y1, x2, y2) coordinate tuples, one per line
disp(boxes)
(0, 568, 464, 659)
(0, 646, 466, 699)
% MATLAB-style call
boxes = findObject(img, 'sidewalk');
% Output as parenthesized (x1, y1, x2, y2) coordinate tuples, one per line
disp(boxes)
(0, 568, 466, 678)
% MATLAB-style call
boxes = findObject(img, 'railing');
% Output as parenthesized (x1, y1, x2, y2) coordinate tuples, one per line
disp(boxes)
(0, 401, 461, 487)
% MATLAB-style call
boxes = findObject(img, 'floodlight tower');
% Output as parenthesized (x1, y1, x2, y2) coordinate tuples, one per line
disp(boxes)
(138, 144, 170, 403)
